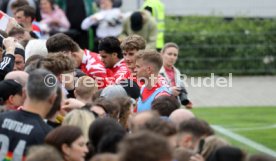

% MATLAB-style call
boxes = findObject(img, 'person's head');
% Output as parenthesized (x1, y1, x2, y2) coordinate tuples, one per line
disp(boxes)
(201, 135, 229, 159)
(121, 35, 146, 71)
(99, 0, 113, 9)
(40, 53, 75, 89)
(24, 54, 46, 73)
(26, 145, 63, 161)
(91, 97, 120, 119)
(0, 79, 24, 109)
(15, 5, 36, 27)
(5, 71, 29, 87)
(14, 43, 25, 71)
(88, 118, 125, 153)
(45, 125, 88, 161)
(25, 39, 48, 62)
(63, 109, 96, 143)
(74, 76, 98, 103)
(98, 37, 123, 68)
(11, 0, 29, 15)
(111, 96, 133, 129)
(40, 0, 55, 13)
(118, 131, 172, 161)
(161, 42, 179, 68)
(47, 33, 82, 67)
(129, 110, 159, 133)
(151, 95, 180, 116)
(100, 85, 128, 99)
(134, 49, 163, 79)
(130, 12, 143, 32)
(177, 118, 214, 150)
(26, 69, 58, 109)
(169, 109, 195, 128)
(8, 27, 26, 41)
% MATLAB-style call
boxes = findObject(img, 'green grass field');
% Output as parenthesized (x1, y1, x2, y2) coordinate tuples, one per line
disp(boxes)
(192, 107, 276, 154)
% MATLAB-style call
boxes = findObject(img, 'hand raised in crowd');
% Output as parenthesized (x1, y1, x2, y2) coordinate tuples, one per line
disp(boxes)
(3, 37, 17, 54)
(61, 98, 85, 112)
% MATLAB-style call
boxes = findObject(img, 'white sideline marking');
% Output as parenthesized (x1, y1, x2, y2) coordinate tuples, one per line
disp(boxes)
(212, 125, 276, 157)
(230, 124, 276, 132)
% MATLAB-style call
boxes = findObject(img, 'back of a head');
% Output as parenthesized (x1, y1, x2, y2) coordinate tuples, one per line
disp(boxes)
(45, 125, 83, 153)
(201, 135, 229, 159)
(151, 95, 180, 116)
(98, 36, 123, 59)
(75, 76, 98, 100)
(169, 109, 195, 128)
(40, 52, 75, 76)
(179, 118, 213, 139)
(26, 69, 57, 101)
(89, 118, 125, 150)
(100, 85, 127, 99)
(63, 109, 96, 142)
(120, 34, 146, 51)
(141, 117, 177, 137)
(46, 33, 80, 53)
(26, 145, 63, 161)
(130, 110, 160, 133)
(119, 131, 172, 161)
(130, 12, 143, 31)
(4, 71, 29, 87)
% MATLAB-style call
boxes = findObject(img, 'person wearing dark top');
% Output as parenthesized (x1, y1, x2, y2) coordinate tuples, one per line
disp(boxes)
(0, 37, 16, 81)
(56, 0, 94, 50)
(0, 69, 58, 160)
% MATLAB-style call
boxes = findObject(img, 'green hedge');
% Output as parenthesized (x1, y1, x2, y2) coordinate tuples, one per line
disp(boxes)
(165, 16, 276, 75)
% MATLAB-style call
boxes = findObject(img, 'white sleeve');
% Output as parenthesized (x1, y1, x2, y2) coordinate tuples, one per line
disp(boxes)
(81, 16, 95, 30)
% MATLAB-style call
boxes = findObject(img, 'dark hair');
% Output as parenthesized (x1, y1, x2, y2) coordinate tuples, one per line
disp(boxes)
(179, 118, 214, 139)
(88, 118, 126, 153)
(45, 125, 83, 153)
(98, 37, 123, 59)
(11, 0, 29, 10)
(16, 5, 36, 21)
(130, 12, 143, 31)
(151, 95, 180, 116)
(27, 69, 57, 101)
(119, 131, 172, 161)
(46, 33, 80, 53)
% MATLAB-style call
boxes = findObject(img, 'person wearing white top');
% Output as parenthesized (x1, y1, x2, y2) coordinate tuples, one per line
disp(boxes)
(81, 0, 123, 38)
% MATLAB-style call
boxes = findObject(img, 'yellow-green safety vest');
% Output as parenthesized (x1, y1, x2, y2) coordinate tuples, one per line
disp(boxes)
(142, 0, 165, 49)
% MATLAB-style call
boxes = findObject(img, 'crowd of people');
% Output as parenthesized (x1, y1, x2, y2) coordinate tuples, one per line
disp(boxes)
(0, 0, 275, 161)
